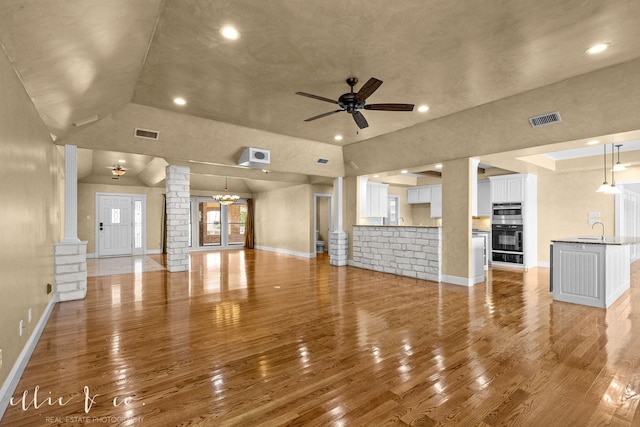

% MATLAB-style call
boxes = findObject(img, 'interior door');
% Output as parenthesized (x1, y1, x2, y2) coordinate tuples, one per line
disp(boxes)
(98, 194, 133, 257)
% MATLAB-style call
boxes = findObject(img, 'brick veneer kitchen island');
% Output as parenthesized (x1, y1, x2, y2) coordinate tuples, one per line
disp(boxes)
(351, 226, 442, 282)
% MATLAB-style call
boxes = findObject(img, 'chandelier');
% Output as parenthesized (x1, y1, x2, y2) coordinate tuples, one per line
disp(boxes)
(214, 177, 240, 205)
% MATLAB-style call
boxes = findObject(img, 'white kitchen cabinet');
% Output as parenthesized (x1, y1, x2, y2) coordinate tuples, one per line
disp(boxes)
(360, 177, 389, 217)
(476, 179, 491, 217)
(407, 186, 431, 204)
(490, 175, 526, 203)
(430, 185, 442, 218)
(367, 182, 389, 217)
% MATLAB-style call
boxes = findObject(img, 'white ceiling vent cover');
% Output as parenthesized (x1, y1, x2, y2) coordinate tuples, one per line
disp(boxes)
(529, 111, 562, 128)
(134, 128, 160, 140)
(238, 147, 270, 168)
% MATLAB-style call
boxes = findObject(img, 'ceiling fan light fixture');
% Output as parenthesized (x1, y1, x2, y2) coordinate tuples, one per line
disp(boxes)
(111, 165, 126, 176)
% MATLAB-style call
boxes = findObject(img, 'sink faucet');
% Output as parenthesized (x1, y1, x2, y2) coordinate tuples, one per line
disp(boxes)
(592, 221, 605, 239)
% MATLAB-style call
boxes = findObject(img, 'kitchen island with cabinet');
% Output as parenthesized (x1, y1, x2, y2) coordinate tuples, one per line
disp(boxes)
(551, 236, 638, 308)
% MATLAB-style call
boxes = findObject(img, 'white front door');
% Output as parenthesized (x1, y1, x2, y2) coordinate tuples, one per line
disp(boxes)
(97, 194, 133, 257)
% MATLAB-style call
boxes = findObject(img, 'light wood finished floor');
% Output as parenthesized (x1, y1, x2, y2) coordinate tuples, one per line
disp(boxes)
(2, 250, 640, 426)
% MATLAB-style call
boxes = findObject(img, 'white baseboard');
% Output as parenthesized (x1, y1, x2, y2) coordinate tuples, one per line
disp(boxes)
(0, 296, 57, 420)
(86, 252, 96, 259)
(441, 274, 481, 287)
(254, 246, 314, 259)
(538, 261, 550, 268)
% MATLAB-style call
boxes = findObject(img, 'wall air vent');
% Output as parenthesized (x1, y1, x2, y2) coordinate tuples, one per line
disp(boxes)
(238, 147, 270, 168)
(316, 158, 330, 165)
(134, 128, 160, 140)
(528, 111, 562, 128)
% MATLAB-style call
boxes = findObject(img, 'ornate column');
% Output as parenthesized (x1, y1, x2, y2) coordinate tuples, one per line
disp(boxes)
(330, 176, 348, 266)
(55, 144, 88, 302)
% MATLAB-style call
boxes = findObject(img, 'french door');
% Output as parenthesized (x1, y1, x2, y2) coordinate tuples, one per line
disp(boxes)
(96, 193, 146, 257)
(191, 198, 247, 249)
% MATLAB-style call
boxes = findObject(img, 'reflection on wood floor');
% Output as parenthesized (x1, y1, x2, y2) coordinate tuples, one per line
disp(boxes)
(2, 250, 640, 426)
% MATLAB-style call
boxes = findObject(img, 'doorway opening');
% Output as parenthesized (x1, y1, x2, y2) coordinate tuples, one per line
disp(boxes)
(314, 193, 332, 258)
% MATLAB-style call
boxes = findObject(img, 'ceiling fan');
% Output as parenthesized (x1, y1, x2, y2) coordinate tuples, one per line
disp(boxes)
(296, 77, 414, 129)
(108, 164, 127, 179)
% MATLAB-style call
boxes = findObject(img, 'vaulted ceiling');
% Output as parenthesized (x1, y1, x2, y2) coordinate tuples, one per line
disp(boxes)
(2, 1, 640, 191)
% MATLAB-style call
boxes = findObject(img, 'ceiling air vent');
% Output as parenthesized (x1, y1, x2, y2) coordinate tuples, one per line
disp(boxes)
(528, 111, 562, 128)
(316, 158, 330, 165)
(134, 128, 160, 140)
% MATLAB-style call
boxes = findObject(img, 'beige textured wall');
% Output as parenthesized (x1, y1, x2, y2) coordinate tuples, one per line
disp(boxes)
(0, 48, 61, 387)
(254, 184, 313, 254)
(78, 183, 166, 254)
(536, 167, 640, 263)
(441, 158, 473, 280)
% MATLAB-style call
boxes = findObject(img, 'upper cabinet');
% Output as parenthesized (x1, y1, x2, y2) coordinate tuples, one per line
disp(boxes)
(430, 185, 442, 218)
(477, 179, 491, 217)
(489, 174, 527, 203)
(359, 177, 389, 217)
(407, 186, 431, 204)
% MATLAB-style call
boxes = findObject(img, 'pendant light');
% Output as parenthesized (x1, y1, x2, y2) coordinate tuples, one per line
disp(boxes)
(613, 144, 627, 172)
(214, 177, 240, 205)
(596, 144, 611, 192)
(607, 143, 621, 194)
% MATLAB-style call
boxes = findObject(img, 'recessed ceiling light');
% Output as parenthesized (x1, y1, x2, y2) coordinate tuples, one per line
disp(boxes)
(587, 140, 600, 145)
(118, 159, 126, 163)
(220, 26, 240, 40)
(173, 97, 186, 106)
(334, 135, 343, 141)
(418, 105, 430, 113)
(401, 170, 408, 174)
(373, 175, 379, 178)
(435, 164, 443, 169)
(586, 43, 609, 54)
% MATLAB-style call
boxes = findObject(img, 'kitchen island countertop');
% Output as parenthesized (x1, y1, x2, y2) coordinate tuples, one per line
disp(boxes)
(551, 236, 640, 245)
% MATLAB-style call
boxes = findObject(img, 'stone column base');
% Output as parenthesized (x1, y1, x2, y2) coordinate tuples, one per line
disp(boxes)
(54, 241, 88, 302)
(329, 232, 349, 266)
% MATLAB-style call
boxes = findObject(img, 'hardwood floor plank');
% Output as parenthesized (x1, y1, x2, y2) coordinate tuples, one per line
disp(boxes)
(2, 251, 640, 426)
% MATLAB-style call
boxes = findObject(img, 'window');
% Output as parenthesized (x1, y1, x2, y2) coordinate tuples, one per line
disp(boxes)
(111, 208, 121, 224)
(194, 199, 247, 248)
(134, 200, 142, 249)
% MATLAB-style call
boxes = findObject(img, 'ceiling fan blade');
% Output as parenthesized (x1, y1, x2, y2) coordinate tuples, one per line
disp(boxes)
(364, 103, 415, 111)
(295, 92, 338, 104)
(355, 78, 383, 102)
(352, 111, 369, 129)
(304, 109, 344, 122)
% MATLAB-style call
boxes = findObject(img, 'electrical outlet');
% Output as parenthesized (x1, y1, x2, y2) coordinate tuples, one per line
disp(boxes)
(28, 308, 32, 323)
(0, 349, 3, 371)
(19, 320, 24, 336)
